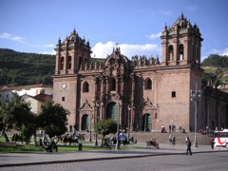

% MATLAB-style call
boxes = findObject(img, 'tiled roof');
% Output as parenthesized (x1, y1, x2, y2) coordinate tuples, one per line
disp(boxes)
(33, 93, 52, 103)
(0, 84, 52, 91)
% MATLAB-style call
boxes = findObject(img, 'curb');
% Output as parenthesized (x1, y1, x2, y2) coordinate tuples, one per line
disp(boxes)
(0, 150, 227, 168)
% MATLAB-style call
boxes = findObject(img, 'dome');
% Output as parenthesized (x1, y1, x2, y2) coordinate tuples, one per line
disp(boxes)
(68, 29, 79, 42)
(63, 29, 88, 46)
(171, 14, 189, 29)
(104, 47, 130, 69)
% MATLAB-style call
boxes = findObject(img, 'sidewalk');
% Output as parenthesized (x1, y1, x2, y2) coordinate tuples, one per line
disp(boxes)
(0, 143, 227, 167)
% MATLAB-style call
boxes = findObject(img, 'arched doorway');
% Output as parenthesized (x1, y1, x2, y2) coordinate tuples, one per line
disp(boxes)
(106, 102, 119, 122)
(81, 114, 90, 131)
(142, 113, 152, 131)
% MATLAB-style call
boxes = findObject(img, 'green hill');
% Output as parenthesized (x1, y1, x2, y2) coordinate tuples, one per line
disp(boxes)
(202, 54, 228, 88)
(0, 48, 55, 86)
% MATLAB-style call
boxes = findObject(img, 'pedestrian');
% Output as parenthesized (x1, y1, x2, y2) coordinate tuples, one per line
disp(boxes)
(209, 138, 214, 149)
(169, 134, 173, 145)
(186, 137, 192, 155)
(172, 135, 175, 145)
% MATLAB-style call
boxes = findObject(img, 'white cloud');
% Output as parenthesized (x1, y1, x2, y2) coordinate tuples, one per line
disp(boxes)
(201, 55, 208, 62)
(40, 50, 55, 55)
(0, 32, 25, 43)
(147, 32, 162, 40)
(211, 48, 228, 56)
(43, 44, 55, 48)
(91, 41, 161, 59)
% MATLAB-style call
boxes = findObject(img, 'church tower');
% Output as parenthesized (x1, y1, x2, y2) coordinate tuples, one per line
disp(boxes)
(53, 29, 92, 129)
(55, 29, 91, 75)
(160, 14, 203, 67)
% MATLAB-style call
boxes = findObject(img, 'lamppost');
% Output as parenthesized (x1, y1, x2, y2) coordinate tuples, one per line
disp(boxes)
(95, 116, 99, 146)
(190, 89, 202, 147)
(89, 109, 92, 142)
(115, 114, 120, 150)
(95, 101, 100, 146)
(127, 105, 131, 140)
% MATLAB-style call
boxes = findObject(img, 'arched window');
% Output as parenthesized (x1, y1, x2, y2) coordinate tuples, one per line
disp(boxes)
(83, 81, 89, 92)
(168, 45, 173, 61)
(145, 78, 152, 90)
(109, 77, 116, 91)
(68, 56, 72, 69)
(179, 44, 184, 60)
(60, 57, 64, 70)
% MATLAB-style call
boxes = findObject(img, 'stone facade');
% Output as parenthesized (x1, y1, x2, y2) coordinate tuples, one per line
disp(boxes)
(53, 14, 227, 132)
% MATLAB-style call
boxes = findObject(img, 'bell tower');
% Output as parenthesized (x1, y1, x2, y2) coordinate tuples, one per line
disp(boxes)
(55, 29, 92, 75)
(160, 14, 203, 67)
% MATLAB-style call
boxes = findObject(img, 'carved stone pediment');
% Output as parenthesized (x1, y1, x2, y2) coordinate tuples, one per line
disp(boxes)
(143, 97, 157, 111)
(80, 99, 93, 111)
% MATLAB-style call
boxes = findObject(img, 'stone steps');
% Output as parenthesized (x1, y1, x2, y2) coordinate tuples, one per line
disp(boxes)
(80, 131, 211, 145)
(129, 132, 211, 145)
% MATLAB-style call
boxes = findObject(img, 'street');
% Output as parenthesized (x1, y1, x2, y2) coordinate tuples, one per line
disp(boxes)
(1, 152, 227, 171)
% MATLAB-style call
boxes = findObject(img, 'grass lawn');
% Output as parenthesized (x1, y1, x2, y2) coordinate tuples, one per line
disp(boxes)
(0, 136, 143, 153)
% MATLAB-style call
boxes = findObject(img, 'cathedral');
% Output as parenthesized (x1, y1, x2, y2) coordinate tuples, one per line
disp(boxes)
(53, 14, 227, 132)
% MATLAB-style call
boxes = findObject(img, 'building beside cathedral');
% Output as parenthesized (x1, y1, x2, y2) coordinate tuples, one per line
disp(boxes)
(53, 14, 228, 132)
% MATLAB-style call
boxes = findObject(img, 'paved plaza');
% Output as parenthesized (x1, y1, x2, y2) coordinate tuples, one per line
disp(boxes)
(0, 143, 227, 168)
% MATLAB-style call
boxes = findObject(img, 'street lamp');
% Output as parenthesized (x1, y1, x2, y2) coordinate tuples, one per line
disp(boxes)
(115, 101, 121, 150)
(95, 116, 99, 146)
(95, 101, 100, 146)
(89, 109, 92, 142)
(115, 117, 120, 150)
(190, 89, 202, 147)
(127, 105, 131, 140)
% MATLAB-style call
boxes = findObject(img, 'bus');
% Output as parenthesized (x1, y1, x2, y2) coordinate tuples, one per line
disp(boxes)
(214, 129, 228, 148)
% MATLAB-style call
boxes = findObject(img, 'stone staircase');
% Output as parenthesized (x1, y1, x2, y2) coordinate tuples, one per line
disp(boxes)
(80, 131, 211, 145)
(129, 132, 211, 145)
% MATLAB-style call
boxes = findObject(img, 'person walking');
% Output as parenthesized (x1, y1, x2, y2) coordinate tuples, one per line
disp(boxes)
(186, 137, 192, 155)
(210, 138, 214, 149)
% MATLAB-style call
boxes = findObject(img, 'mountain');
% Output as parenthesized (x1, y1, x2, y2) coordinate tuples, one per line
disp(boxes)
(0, 48, 55, 86)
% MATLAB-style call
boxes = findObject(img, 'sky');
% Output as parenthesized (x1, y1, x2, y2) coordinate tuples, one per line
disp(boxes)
(0, 0, 228, 61)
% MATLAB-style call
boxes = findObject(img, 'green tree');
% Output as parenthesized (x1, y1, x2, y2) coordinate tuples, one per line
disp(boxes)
(20, 112, 38, 145)
(37, 102, 69, 139)
(0, 93, 32, 142)
(94, 119, 117, 145)
(0, 94, 36, 144)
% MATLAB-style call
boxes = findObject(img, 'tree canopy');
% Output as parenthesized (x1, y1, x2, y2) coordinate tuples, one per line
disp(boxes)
(94, 119, 117, 138)
(0, 93, 32, 132)
(37, 102, 69, 138)
(0, 48, 55, 86)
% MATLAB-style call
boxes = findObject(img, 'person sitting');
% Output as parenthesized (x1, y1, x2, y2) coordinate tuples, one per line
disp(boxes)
(103, 139, 112, 150)
(45, 144, 53, 152)
(150, 138, 159, 149)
